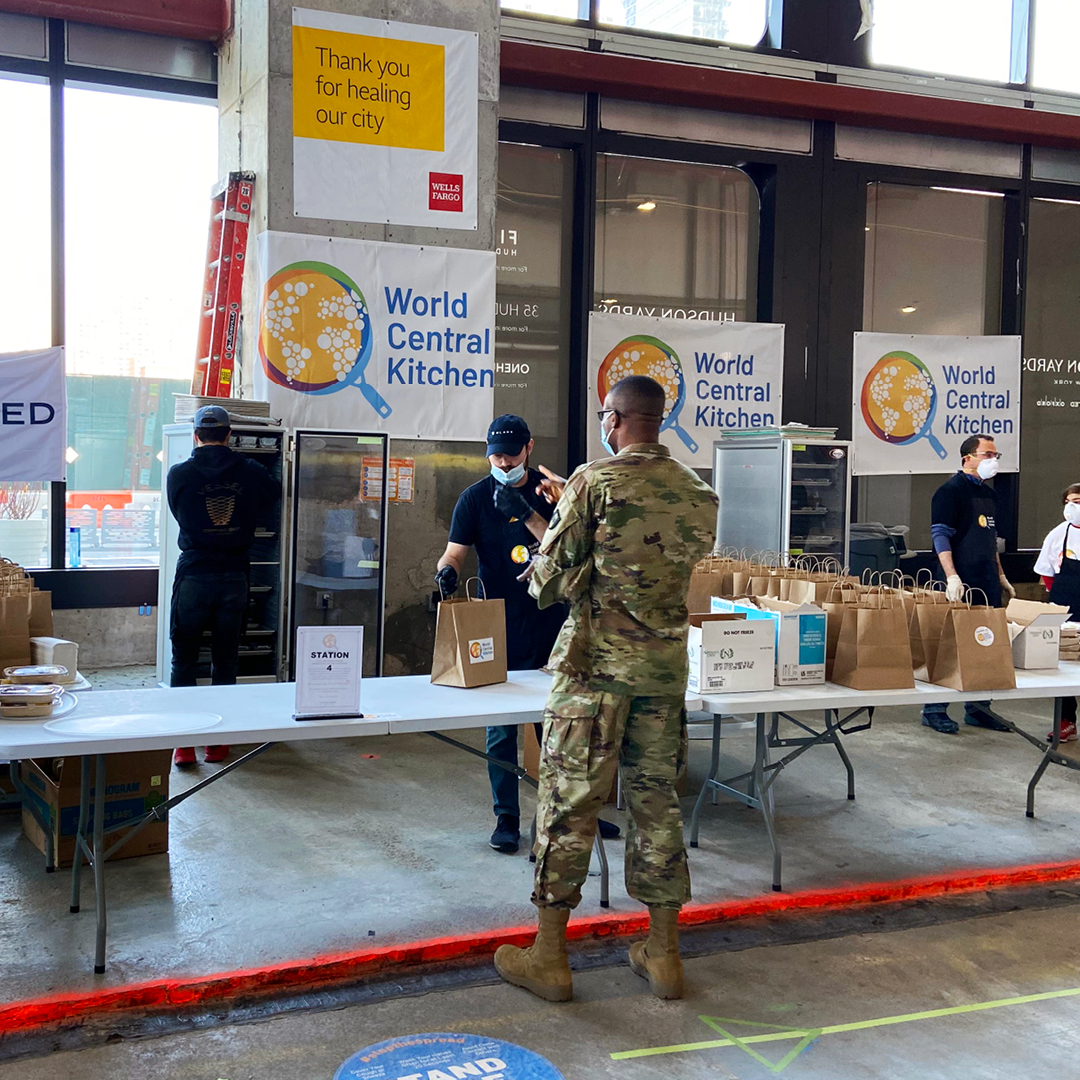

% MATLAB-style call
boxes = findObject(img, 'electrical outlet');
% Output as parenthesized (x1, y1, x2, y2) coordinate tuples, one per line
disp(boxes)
(319, 592, 333, 610)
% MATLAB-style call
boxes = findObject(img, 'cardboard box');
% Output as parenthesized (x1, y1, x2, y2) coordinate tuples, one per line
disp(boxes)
(687, 613, 775, 694)
(20, 751, 171, 868)
(711, 597, 827, 686)
(1007, 599, 1069, 670)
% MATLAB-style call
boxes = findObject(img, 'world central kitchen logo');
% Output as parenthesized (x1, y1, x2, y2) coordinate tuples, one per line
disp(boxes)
(259, 261, 492, 418)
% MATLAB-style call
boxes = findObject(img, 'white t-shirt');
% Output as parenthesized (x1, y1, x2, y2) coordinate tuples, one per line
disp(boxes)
(1035, 519, 1080, 577)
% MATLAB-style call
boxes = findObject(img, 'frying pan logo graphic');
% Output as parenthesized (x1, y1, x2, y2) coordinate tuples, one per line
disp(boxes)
(860, 350, 947, 459)
(259, 261, 392, 418)
(597, 335, 698, 453)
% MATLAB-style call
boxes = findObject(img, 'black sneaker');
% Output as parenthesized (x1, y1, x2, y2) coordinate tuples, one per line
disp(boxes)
(922, 712, 959, 734)
(490, 815, 520, 853)
(964, 710, 1011, 732)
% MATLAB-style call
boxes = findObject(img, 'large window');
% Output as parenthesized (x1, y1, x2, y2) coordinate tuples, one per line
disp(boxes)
(860, 182, 1005, 548)
(0, 75, 53, 568)
(501, 0, 587, 16)
(495, 143, 574, 476)
(1019, 197, 1080, 548)
(63, 87, 217, 567)
(1032, 0, 1080, 96)
(870, 0, 1016, 84)
(598, 0, 768, 45)
(595, 154, 759, 321)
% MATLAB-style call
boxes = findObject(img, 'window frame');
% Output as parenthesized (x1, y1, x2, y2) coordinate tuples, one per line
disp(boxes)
(0, 19, 215, 602)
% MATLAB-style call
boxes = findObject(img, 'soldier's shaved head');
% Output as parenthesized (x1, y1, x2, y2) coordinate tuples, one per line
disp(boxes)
(609, 376, 666, 419)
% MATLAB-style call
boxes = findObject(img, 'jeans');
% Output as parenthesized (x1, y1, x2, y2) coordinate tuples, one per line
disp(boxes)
(486, 722, 544, 820)
(170, 572, 249, 687)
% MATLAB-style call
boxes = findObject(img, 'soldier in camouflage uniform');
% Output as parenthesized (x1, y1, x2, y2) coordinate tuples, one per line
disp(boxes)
(494, 375, 718, 1003)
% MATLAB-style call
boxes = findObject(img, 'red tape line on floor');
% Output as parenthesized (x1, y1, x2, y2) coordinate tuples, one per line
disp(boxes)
(5, 857, 1080, 1033)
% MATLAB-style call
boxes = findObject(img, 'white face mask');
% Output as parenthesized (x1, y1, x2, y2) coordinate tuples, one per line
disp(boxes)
(1065, 502, 1080, 527)
(976, 457, 999, 480)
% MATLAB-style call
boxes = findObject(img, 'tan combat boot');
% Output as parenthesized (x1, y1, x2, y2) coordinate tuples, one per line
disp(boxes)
(494, 907, 572, 1002)
(628, 906, 684, 999)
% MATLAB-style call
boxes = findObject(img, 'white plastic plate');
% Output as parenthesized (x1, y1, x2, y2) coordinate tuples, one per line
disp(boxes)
(0, 692, 77, 722)
(43, 711, 222, 737)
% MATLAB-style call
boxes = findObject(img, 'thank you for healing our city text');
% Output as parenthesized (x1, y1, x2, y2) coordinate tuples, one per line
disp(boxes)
(293, 26, 445, 151)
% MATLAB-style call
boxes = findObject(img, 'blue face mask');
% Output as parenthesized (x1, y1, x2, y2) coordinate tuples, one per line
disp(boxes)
(600, 421, 616, 456)
(491, 462, 526, 486)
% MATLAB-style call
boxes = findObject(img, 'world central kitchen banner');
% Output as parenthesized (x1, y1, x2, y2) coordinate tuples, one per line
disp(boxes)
(292, 8, 478, 228)
(254, 231, 495, 438)
(852, 333, 1021, 475)
(586, 313, 784, 469)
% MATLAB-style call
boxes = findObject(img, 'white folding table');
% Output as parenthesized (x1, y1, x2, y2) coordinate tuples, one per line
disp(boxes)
(693, 665, 1080, 892)
(0, 674, 561, 973)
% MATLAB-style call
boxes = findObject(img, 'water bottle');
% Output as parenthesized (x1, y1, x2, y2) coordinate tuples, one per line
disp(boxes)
(68, 526, 81, 569)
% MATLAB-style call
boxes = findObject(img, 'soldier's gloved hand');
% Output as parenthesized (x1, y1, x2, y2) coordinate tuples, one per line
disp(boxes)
(434, 565, 458, 598)
(945, 574, 966, 603)
(999, 573, 1016, 600)
(493, 482, 533, 523)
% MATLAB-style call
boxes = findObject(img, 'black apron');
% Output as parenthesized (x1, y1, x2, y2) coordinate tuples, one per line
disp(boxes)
(1049, 524, 1080, 620)
(952, 482, 1002, 609)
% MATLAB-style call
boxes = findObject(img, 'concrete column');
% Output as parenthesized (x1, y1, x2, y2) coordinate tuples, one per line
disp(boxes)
(218, 0, 499, 394)
(218, 0, 499, 676)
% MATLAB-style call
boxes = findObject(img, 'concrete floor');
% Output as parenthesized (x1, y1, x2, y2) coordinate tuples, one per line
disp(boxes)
(8, 904, 1080, 1079)
(2, 673, 1079, 1006)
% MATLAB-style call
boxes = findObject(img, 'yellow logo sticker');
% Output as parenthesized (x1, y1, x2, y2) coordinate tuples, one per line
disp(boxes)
(978, 514, 988, 528)
(510, 545, 529, 565)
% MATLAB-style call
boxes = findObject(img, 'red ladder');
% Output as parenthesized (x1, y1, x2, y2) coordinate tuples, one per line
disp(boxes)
(191, 171, 255, 397)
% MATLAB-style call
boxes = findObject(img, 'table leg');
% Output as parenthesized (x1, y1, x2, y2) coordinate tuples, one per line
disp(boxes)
(829, 710, 856, 800)
(594, 831, 610, 908)
(1027, 698, 1062, 819)
(754, 713, 781, 892)
(70, 756, 92, 913)
(689, 715, 722, 848)
(92, 754, 107, 974)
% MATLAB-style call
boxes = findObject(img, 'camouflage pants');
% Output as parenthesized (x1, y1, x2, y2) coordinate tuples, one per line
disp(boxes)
(532, 675, 689, 912)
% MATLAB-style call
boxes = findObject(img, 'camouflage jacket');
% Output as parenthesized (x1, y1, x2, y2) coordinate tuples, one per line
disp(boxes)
(529, 443, 718, 696)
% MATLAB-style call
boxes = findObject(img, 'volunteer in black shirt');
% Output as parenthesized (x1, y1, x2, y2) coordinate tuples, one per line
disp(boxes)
(167, 405, 278, 766)
(434, 415, 565, 854)
(922, 433, 1016, 735)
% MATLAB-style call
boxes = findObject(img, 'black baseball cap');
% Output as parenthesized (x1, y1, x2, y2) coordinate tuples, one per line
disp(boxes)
(486, 414, 530, 456)
(194, 404, 230, 430)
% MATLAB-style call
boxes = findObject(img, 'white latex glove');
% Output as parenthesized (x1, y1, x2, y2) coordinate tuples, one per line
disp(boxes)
(999, 573, 1016, 600)
(945, 574, 966, 602)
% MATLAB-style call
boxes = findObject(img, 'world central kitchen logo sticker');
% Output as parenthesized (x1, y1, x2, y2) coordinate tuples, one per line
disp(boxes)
(260, 260, 389, 413)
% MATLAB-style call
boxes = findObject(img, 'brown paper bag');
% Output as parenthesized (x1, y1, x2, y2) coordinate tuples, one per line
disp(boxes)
(907, 592, 958, 681)
(930, 606, 1017, 691)
(820, 582, 860, 680)
(831, 595, 915, 690)
(686, 556, 734, 615)
(0, 593, 32, 670)
(29, 590, 53, 638)
(430, 580, 507, 688)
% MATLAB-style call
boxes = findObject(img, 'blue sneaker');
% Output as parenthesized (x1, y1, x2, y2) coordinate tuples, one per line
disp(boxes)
(964, 709, 1011, 732)
(922, 712, 959, 734)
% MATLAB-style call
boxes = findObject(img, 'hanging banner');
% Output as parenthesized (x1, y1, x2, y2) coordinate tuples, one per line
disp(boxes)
(292, 8, 478, 229)
(852, 333, 1021, 476)
(0, 348, 66, 482)
(254, 231, 495, 439)
(586, 313, 785, 469)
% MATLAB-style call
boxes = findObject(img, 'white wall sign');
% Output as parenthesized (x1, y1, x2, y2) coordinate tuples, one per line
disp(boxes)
(292, 8, 478, 228)
(852, 333, 1021, 476)
(254, 231, 495, 439)
(0, 348, 67, 482)
(295, 625, 363, 719)
(586, 313, 785, 469)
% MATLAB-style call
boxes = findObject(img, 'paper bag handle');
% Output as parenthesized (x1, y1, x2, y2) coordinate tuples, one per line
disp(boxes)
(465, 576, 488, 601)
